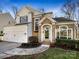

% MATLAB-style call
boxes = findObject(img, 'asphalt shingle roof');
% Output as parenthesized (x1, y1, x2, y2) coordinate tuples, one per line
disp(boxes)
(53, 17, 75, 22)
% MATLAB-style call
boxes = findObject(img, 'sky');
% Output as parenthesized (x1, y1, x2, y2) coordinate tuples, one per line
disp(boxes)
(0, 0, 66, 17)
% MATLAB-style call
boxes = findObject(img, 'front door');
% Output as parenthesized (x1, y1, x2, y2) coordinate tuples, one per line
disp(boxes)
(41, 24, 52, 42)
(44, 26, 50, 40)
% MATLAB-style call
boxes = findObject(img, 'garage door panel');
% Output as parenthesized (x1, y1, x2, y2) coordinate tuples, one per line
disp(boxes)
(3, 25, 28, 43)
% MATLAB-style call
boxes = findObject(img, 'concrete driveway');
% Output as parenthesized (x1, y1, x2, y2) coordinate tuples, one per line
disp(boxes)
(0, 41, 21, 53)
(0, 41, 21, 58)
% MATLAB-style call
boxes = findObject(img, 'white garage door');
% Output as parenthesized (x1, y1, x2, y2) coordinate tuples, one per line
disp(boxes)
(3, 25, 28, 43)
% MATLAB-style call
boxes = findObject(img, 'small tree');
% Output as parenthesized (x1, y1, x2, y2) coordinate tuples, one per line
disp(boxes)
(76, 0, 79, 21)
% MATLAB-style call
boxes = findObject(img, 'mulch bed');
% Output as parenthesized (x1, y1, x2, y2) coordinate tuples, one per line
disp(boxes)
(0, 40, 3, 42)
(18, 43, 41, 48)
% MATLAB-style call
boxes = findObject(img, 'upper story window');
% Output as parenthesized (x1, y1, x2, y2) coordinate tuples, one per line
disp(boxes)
(34, 18, 40, 31)
(20, 16, 28, 23)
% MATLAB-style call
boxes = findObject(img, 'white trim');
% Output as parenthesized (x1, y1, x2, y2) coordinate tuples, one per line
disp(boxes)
(39, 16, 56, 26)
(70, 28, 73, 39)
(57, 22, 75, 25)
(59, 25, 68, 39)
(41, 24, 52, 42)
(34, 18, 40, 31)
(67, 27, 68, 39)
(55, 29, 57, 39)
(58, 25, 74, 39)
(68, 28, 73, 39)
(59, 26, 60, 38)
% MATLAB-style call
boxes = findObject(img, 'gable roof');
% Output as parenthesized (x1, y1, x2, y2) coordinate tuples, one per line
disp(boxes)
(25, 6, 42, 13)
(53, 17, 75, 22)
(18, 6, 43, 15)
(39, 15, 56, 25)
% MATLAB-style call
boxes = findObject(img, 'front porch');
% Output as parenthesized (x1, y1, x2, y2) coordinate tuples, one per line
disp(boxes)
(38, 16, 77, 44)
(38, 16, 56, 44)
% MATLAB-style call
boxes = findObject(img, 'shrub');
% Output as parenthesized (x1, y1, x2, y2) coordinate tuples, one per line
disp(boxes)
(29, 36, 38, 44)
(57, 37, 71, 40)
(0, 31, 4, 36)
(56, 38, 79, 50)
(28, 36, 41, 47)
(19, 36, 40, 48)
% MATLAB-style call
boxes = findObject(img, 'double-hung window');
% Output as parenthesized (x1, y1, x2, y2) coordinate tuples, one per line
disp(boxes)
(34, 18, 39, 31)
(20, 16, 28, 23)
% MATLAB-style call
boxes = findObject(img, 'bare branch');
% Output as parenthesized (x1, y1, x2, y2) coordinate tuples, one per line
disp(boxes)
(11, 6, 18, 20)
(61, 0, 76, 20)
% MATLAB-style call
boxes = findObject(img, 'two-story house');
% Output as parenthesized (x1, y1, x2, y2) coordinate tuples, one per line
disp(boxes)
(3, 6, 78, 43)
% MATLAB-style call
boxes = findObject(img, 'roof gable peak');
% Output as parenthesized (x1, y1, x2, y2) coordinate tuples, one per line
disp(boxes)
(39, 16, 56, 25)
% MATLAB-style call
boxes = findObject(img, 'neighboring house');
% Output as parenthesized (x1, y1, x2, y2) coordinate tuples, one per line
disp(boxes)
(3, 6, 78, 43)
(0, 13, 15, 31)
(0, 13, 15, 40)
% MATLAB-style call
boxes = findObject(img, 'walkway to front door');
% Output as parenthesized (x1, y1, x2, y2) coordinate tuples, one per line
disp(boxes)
(5, 44, 49, 55)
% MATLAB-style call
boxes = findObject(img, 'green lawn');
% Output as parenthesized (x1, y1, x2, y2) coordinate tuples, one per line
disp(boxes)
(5, 48, 79, 59)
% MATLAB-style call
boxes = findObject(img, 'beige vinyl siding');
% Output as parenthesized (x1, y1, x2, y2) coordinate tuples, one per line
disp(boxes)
(0, 13, 15, 31)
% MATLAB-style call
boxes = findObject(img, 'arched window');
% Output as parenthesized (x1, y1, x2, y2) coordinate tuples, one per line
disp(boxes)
(44, 25, 50, 39)
(56, 26, 68, 39)
(57, 25, 72, 39)
(60, 26, 67, 38)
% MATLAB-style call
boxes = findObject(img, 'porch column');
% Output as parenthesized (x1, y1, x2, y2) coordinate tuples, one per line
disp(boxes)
(71, 28, 73, 39)
(67, 27, 68, 39)
(38, 25, 41, 42)
(55, 29, 57, 39)
(41, 25, 44, 42)
(59, 26, 61, 39)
